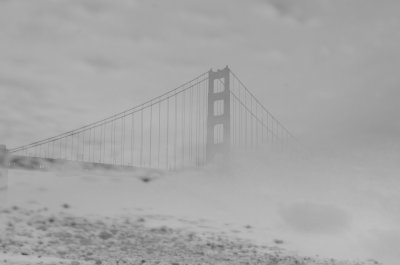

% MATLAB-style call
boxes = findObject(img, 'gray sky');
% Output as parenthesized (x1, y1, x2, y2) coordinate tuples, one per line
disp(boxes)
(1, 0, 400, 157)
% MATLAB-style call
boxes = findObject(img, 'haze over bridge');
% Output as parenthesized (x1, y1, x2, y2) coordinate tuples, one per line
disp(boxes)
(3, 66, 296, 171)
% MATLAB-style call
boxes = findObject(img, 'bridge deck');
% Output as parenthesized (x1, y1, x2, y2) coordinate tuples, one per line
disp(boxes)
(8, 155, 161, 174)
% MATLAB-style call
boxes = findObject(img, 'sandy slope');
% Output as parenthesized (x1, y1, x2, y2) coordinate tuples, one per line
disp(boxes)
(1, 156, 398, 264)
(1, 206, 379, 265)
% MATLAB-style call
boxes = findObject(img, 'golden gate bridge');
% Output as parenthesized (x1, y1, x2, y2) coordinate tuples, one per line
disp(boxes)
(2, 66, 296, 171)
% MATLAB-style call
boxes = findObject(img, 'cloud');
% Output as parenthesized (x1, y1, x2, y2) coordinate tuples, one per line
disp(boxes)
(260, 0, 328, 24)
(0, 0, 400, 158)
(72, 0, 124, 15)
(279, 202, 352, 234)
(83, 55, 122, 72)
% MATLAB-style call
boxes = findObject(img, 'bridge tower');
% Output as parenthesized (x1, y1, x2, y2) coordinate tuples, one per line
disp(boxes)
(206, 66, 231, 163)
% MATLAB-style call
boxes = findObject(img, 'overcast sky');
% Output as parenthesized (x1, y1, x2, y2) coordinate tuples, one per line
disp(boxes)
(1, 0, 399, 158)
(2, 2, 400, 263)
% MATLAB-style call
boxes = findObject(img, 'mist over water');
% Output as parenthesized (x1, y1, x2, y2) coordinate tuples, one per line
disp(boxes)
(221, 148, 400, 265)
(2, 141, 400, 265)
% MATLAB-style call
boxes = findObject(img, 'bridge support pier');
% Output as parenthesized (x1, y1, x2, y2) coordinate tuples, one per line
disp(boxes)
(0, 145, 8, 210)
(206, 66, 231, 163)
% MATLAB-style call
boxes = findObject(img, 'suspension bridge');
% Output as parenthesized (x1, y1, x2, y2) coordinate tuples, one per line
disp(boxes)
(1, 66, 295, 171)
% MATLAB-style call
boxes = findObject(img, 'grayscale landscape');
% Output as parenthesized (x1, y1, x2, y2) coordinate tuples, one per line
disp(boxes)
(1, 1, 400, 265)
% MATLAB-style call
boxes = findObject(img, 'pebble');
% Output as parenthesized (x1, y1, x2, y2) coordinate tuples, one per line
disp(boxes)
(0, 206, 379, 265)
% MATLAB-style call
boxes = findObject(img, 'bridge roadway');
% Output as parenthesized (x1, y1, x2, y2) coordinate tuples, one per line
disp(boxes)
(7, 155, 162, 175)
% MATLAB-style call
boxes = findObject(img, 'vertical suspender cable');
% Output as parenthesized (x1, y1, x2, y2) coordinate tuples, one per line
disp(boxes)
(189, 87, 193, 162)
(174, 95, 178, 170)
(122, 117, 125, 165)
(149, 103, 153, 168)
(83, 131, 85, 161)
(181, 91, 185, 167)
(267, 111, 270, 146)
(140, 109, 143, 167)
(245, 90, 247, 150)
(71, 133, 74, 160)
(64, 136, 67, 160)
(109, 121, 113, 164)
(99, 126, 101, 163)
(231, 77, 234, 148)
(196, 82, 200, 166)
(158, 102, 161, 169)
(93, 127, 96, 162)
(88, 128, 91, 162)
(114, 119, 116, 165)
(250, 95, 253, 149)
(166, 97, 170, 169)
(131, 113, 135, 166)
(203, 81, 207, 163)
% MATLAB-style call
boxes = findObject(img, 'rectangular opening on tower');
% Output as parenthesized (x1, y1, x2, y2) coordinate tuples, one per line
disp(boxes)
(213, 79, 225, 93)
(213, 100, 224, 116)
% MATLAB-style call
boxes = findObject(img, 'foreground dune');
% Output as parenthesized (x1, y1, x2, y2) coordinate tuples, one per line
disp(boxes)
(1, 157, 398, 264)
(1, 206, 380, 265)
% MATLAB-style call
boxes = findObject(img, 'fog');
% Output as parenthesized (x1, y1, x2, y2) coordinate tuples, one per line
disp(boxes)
(2, 152, 400, 264)
(1, 0, 400, 264)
